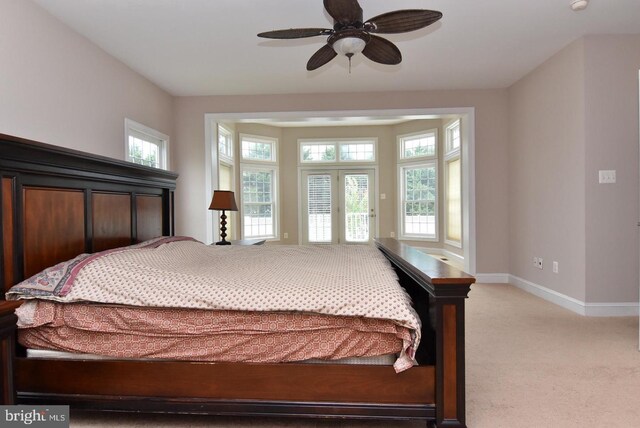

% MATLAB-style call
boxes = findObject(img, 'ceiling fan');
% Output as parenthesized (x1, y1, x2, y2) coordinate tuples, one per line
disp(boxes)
(257, 0, 443, 71)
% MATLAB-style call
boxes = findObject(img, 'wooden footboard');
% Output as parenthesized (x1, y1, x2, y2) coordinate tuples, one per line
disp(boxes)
(0, 134, 474, 427)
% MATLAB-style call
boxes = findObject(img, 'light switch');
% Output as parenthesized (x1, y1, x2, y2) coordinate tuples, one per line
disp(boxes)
(598, 170, 616, 184)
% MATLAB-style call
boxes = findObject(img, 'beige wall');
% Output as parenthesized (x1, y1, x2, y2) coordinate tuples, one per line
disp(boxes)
(583, 35, 640, 303)
(508, 39, 587, 300)
(509, 35, 640, 304)
(173, 90, 510, 275)
(0, 0, 174, 163)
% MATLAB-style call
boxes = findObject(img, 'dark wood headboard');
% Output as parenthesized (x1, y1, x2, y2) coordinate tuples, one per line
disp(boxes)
(0, 133, 178, 295)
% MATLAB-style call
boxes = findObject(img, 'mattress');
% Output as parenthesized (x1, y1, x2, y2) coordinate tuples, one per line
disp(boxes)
(18, 301, 408, 364)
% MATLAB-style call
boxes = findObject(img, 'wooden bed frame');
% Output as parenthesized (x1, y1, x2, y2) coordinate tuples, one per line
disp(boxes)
(0, 133, 475, 428)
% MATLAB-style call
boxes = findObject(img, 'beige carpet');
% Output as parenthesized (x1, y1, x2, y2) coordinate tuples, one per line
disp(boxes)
(70, 284, 640, 427)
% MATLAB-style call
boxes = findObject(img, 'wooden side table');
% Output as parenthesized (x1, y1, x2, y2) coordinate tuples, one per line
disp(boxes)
(0, 301, 21, 405)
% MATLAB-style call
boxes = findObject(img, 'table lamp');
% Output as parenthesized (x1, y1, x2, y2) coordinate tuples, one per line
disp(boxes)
(209, 190, 238, 245)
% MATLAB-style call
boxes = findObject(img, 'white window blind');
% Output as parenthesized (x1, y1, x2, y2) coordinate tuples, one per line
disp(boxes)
(307, 174, 332, 242)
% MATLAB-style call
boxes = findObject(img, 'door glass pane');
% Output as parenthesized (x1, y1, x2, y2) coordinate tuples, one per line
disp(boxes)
(307, 174, 332, 243)
(344, 174, 369, 242)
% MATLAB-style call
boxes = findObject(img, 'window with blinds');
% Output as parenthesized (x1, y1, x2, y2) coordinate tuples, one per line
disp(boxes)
(307, 174, 332, 242)
(445, 120, 462, 246)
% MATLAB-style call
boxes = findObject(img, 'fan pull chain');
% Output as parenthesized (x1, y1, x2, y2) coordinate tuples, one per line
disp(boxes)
(347, 53, 353, 74)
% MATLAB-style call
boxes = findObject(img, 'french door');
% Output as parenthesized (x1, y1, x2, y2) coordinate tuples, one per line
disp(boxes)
(301, 169, 375, 244)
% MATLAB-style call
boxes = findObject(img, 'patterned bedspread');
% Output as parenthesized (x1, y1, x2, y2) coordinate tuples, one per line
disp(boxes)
(8, 238, 421, 372)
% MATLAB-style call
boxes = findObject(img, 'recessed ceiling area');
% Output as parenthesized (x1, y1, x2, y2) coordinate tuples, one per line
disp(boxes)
(232, 114, 453, 128)
(31, 0, 640, 97)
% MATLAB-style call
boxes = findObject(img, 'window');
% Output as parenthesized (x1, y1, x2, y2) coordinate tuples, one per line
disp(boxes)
(339, 142, 375, 161)
(300, 139, 376, 163)
(218, 125, 235, 240)
(241, 134, 277, 162)
(397, 129, 438, 241)
(240, 134, 278, 240)
(241, 166, 277, 239)
(446, 120, 461, 153)
(398, 130, 437, 160)
(301, 143, 336, 162)
(125, 119, 169, 169)
(218, 126, 233, 161)
(399, 163, 438, 240)
(445, 120, 462, 246)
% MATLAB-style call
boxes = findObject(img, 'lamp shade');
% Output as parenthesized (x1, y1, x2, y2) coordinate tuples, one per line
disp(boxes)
(209, 190, 238, 211)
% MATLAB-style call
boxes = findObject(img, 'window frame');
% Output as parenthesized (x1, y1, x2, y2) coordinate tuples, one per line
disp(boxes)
(239, 133, 279, 241)
(240, 164, 279, 240)
(298, 138, 377, 164)
(218, 125, 234, 163)
(444, 120, 462, 247)
(397, 129, 438, 161)
(240, 133, 278, 164)
(398, 161, 439, 242)
(217, 125, 236, 240)
(124, 118, 169, 170)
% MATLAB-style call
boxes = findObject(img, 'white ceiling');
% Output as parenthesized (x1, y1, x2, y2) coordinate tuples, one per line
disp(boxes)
(32, 0, 640, 97)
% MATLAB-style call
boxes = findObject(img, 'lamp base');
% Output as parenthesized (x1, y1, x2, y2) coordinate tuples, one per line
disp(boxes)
(215, 240, 231, 245)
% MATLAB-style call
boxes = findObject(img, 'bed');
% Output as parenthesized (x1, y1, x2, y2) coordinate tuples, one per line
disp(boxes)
(0, 133, 474, 427)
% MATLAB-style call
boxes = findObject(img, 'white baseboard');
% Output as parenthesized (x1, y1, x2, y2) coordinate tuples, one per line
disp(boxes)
(508, 274, 639, 317)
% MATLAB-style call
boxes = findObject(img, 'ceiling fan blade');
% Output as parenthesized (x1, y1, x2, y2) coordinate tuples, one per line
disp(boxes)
(323, 0, 363, 24)
(307, 44, 338, 71)
(365, 10, 443, 34)
(258, 28, 332, 39)
(362, 35, 402, 65)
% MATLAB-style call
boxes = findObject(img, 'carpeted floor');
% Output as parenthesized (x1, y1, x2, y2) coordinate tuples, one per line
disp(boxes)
(70, 284, 640, 427)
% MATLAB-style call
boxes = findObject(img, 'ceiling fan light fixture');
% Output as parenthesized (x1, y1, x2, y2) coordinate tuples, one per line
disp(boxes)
(329, 30, 370, 58)
(332, 36, 367, 57)
(570, 0, 588, 11)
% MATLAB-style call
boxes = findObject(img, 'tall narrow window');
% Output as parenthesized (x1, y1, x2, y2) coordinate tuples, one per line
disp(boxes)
(125, 119, 169, 170)
(397, 129, 438, 241)
(218, 125, 235, 240)
(241, 167, 277, 239)
(240, 134, 278, 240)
(399, 164, 438, 240)
(445, 120, 462, 246)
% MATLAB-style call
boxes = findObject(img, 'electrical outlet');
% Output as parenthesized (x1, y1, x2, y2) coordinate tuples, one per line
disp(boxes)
(553, 261, 558, 273)
(390, 231, 395, 238)
(283, 232, 288, 239)
(538, 258, 543, 269)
